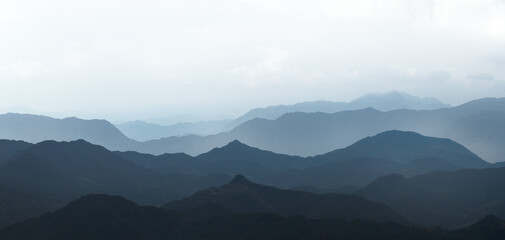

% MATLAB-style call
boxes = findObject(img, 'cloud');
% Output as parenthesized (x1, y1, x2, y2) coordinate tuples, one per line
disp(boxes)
(467, 73, 495, 81)
(0, 60, 48, 81)
(225, 46, 291, 87)
(0, 0, 504, 119)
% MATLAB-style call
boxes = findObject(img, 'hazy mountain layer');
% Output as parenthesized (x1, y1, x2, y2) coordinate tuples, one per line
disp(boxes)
(0, 113, 136, 150)
(228, 91, 450, 130)
(141, 97, 504, 162)
(114, 91, 449, 141)
(1, 97, 502, 163)
(116, 119, 231, 141)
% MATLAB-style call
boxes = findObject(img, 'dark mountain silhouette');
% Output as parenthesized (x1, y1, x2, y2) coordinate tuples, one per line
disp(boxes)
(1, 193, 503, 240)
(5, 132, 477, 227)
(0, 140, 32, 166)
(0, 113, 136, 150)
(121, 131, 488, 190)
(314, 130, 488, 168)
(198, 140, 306, 170)
(118, 144, 272, 180)
(119, 140, 304, 181)
(443, 215, 505, 239)
(356, 167, 505, 228)
(0, 139, 230, 206)
(0, 194, 185, 240)
(165, 175, 408, 223)
(0, 185, 58, 229)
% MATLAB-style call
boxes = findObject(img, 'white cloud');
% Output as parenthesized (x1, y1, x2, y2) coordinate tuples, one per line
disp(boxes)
(226, 46, 291, 87)
(0, 60, 48, 81)
(0, 0, 504, 119)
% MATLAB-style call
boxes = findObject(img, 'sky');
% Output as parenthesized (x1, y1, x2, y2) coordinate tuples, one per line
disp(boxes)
(1, 0, 504, 121)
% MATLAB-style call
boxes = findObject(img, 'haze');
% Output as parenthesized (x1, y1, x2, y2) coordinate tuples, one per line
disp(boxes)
(1, 0, 504, 121)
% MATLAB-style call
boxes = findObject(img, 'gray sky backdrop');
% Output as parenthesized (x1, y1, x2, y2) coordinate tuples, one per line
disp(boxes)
(1, 0, 504, 121)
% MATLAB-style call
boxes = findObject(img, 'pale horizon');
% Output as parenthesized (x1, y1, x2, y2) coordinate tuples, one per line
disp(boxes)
(1, 0, 504, 121)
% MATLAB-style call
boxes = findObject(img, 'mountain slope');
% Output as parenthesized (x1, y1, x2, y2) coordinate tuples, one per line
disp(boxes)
(356, 167, 505, 228)
(0, 185, 57, 229)
(0, 140, 32, 166)
(2, 97, 502, 163)
(0, 194, 185, 240)
(2, 193, 503, 240)
(0, 113, 137, 150)
(122, 131, 489, 190)
(0, 140, 229, 206)
(145, 97, 504, 162)
(165, 175, 407, 223)
(116, 119, 231, 141)
(315, 130, 488, 168)
(228, 91, 449, 129)
(444, 215, 505, 239)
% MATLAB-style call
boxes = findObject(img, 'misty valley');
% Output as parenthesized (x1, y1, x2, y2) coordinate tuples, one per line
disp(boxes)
(0, 93, 504, 239)
(3, 0, 505, 238)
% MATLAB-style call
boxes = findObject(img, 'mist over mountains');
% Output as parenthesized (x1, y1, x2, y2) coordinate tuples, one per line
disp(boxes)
(0, 129, 502, 230)
(133, 97, 504, 163)
(115, 91, 450, 141)
(0, 113, 136, 150)
(228, 91, 450, 130)
(2, 93, 503, 164)
(3, 0, 504, 237)
(1, 91, 505, 238)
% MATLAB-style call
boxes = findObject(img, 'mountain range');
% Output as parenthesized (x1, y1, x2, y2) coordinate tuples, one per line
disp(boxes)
(120, 130, 489, 190)
(1, 96, 503, 164)
(165, 175, 407, 223)
(356, 167, 505, 228)
(0, 139, 230, 228)
(1, 193, 504, 240)
(0, 113, 136, 150)
(0, 130, 495, 229)
(114, 91, 450, 141)
(228, 91, 450, 129)
(115, 119, 232, 141)
(139, 97, 503, 162)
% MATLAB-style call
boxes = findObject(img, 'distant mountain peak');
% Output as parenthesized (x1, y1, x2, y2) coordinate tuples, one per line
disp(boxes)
(228, 175, 253, 185)
(227, 139, 246, 147)
(206, 140, 257, 154)
(374, 130, 421, 138)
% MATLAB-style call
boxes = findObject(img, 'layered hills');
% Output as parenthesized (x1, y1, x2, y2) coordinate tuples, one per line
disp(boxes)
(121, 131, 489, 189)
(356, 167, 505, 228)
(1, 97, 503, 164)
(165, 175, 407, 223)
(1, 193, 503, 240)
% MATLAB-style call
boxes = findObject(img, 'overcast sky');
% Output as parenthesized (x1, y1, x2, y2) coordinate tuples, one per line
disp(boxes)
(1, 0, 504, 121)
